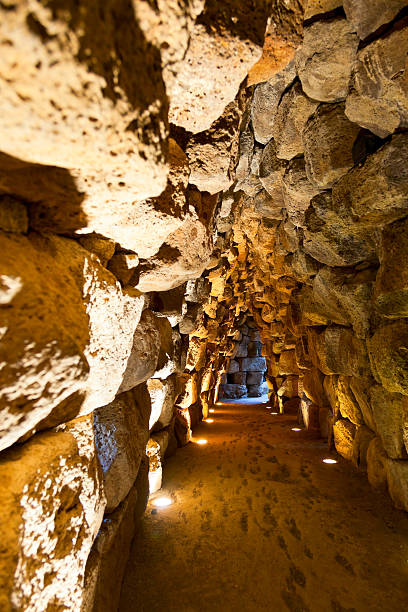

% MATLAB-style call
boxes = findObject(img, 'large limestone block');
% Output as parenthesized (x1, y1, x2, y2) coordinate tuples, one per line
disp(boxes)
(352, 425, 375, 470)
(93, 386, 150, 513)
(370, 385, 408, 459)
(345, 25, 408, 138)
(240, 356, 267, 372)
(278, 351, 300, 375)
(303, 104, 361, 189)
(303, 192, 377, 267)
(0, 416, 105, 612)
(295, 18, 358, 102)
(375, 217, 408, 318)
(220, 384, 247, 399)
(282, 157, 321, 228)
(368, 321, 408, 396)
(83, 458, 148, 612)
(343, 0, 408, 39)
(174, 407, 192, 446)
(333, 418, 356, 461)
(332, 133, 408, 227)
(336, 376, 365, 426)
(168, 2, 268, 133)
(273, 82, 318, 160)
(308, 326, 369, 377)
(367, 437, 388, 491)
(0, 1, 169, 246)
(386, 459, 408, 512)
(302, 367, 326, 406)
(349, 377, 377, 432)
(187, 91, 245, 194)
(0, 232, 144, 452)
(312, 267, 374, 338)
(147, 375, 180, 431)
(186, 338, 208, 372)
(176, 373, 199, 409)
(251, 60, 297, 145)
(258, 141, 287, 204)
(136, 193, 218, 292)
(119, 310, 161, 394)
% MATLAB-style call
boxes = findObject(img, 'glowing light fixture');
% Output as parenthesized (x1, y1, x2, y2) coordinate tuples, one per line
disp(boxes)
(209, 409, 215, 413)
(196, 439, 208, 445)
(204, 418, 214, 423)
(291, 427, 302, 432)
(271, 412, 278, 415)
(152, 496, 172, 508)
(323, 458, 337, 464)
(216, 402, 223, 406)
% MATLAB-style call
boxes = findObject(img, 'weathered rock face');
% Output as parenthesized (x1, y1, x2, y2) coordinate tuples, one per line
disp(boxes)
(2, 2, 408, 610)
(93, 386, 151, 513)
(0, 416, 105, 612)
(295, 18, 359, 103)
(0, 232, 144, 452)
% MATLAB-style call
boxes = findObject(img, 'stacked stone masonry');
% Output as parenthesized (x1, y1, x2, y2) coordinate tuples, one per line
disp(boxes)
(219, 319, 267, 399)
(0, 0, 408, 610)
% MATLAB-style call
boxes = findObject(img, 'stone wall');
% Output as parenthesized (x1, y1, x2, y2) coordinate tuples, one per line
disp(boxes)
(1, 0, 408, 610)
(219, 318, 267, 399)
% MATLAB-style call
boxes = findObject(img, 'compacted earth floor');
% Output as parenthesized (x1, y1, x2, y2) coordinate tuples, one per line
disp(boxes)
(119, 399, 408, 612)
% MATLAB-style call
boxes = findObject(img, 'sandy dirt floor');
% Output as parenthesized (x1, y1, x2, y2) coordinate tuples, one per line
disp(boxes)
(119, 399, 408, 612)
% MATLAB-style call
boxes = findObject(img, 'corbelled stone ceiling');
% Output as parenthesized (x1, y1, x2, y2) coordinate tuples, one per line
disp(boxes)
(0, 0, 408, 610)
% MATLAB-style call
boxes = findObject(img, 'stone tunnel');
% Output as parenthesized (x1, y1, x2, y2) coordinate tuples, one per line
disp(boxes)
(1, 1, 408, 610)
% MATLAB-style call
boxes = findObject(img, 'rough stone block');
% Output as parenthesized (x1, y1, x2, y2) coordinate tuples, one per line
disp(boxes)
(273, 81, 318, 160)
(333, 418, 356, 461)
(343, 0, 408, 39)
(93, 386, 150, 513)
(220, 384, 247, 399)
(370, 385, 408, 459)
(247, 371, 264, 385)
(386, 459, 408, 512)
(240, 357, 267, 372)
(368, 321, 408, 396)
(251, 60, 296, 144)
(147, 375, 179, 431)
(248, 341, 262, 357)
(308, 326, 369, 377)
(279, 350, 301, 375)
(375, 216, 408, 318)
(367, 437, 388, 491)
(303, 103, 361, 189)
(0, 232, 144, 452)
(0, 416, 105, 612)
(232, 372, 247, 385)
(228, 360, 240, 373)
(247, 384, 263, 397)
(345, 25, 408, 137)
(296, 18, 359, 102)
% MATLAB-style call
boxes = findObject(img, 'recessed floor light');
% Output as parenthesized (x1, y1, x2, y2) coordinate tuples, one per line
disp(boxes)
(323, 458, 337, 464)
(152, 497, 172, 507)
(196, 439, 208, 445)
(204, 418, 214, 423)
(209, 409, 215, 413)
(271, 412, 278, 415)
(291, 428, 302, 432)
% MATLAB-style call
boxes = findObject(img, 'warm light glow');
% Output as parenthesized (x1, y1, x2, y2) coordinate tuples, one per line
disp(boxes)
(271, 412, 278, 415)
(291, 428, 302, 432)
(204, 419, 214, 423)
(195, 439, 208, 445)
(209, 409, 215, 413)
(152, 496, 172, 507)
(323, 458, 337, 464)
(216, 402, 223, 406)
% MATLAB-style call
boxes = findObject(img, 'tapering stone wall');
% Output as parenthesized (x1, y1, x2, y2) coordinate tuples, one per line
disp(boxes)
(1, 1, 408, 610)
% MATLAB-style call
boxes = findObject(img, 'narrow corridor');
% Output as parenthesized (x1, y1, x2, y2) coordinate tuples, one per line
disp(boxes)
(119, 400, 408, 612)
